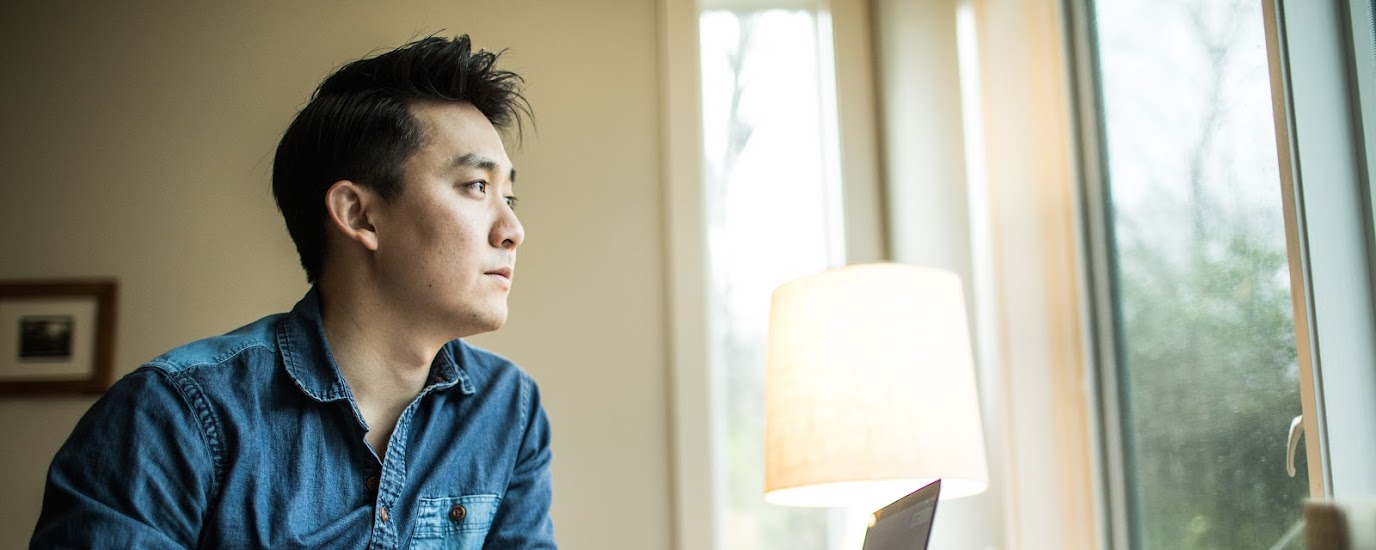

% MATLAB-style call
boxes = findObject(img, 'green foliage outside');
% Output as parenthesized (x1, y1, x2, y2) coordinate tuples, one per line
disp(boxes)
(1097, 0, 1311, 546)
(1115, 206, 1307, 549)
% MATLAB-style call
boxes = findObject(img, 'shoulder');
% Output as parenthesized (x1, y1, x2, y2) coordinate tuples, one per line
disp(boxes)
(143, 314, 285, 375)
(453, 340, 531, 381)
(447, 341, 551, 443)
(450, 340, 542, 403)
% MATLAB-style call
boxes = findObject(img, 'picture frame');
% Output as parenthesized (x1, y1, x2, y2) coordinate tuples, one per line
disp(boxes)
(0, 279, 117, 395)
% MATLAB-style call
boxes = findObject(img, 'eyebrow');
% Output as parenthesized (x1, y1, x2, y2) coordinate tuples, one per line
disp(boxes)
(454, 153, 518, 184)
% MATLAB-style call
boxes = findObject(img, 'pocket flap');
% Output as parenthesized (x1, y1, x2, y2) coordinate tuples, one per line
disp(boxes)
(412, 494, 500, 538)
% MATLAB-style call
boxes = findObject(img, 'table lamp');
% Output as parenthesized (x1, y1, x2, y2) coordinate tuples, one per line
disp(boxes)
(764, 263, 989, 512)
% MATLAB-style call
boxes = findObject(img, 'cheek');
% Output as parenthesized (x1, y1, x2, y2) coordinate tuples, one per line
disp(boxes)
(434, 217, 491, 270)
(391, 197, 492, 262)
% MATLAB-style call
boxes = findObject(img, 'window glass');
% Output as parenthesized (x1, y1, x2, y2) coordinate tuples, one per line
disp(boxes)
(700, 9, 844, 550)
(1089, 0, 1309, 547)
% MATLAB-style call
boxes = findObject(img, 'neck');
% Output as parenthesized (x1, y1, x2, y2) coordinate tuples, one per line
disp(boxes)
(317, 277, 443, 412)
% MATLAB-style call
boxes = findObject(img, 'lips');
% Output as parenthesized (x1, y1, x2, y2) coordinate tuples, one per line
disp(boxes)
(486, 267, 513, 281)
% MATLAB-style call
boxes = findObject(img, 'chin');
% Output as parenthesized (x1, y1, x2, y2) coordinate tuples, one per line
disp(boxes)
(457, 308, 508, 337)
(480, 315, 508, 333)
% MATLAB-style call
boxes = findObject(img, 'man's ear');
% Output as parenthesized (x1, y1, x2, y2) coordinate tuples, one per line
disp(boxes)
(324, 180, 380, 251)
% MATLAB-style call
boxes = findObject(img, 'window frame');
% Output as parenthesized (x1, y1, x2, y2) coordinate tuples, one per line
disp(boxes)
(1062, 0, 1129, 545)
(1262, 0, 1376, 499)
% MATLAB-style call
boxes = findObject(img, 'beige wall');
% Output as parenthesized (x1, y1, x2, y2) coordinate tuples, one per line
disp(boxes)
(0, 1, 671, 548)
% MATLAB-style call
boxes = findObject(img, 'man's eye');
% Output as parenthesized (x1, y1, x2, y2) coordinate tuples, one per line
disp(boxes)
(505, 196, 519, 209)
(465, 181, 488, 193)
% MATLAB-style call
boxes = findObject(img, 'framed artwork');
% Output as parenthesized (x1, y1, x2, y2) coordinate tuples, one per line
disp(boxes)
(0, 279, 117, 395)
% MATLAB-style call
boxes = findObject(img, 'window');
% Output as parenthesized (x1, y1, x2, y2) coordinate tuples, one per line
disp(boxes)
(676, 0, 1375, 548)
(698, 6, 847, 549)
(1079, 0, 1309, 547)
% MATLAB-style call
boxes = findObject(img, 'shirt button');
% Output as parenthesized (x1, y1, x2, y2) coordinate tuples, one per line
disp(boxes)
(379, 506, 390, 523)
(365, 476, 380, 492)
(449, 504, 467, 522)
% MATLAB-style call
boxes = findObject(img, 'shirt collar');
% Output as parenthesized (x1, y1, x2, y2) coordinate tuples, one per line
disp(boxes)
(276, 288, 477, 402)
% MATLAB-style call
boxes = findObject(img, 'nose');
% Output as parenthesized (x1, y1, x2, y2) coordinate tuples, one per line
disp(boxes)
(492, 204, 524, 250)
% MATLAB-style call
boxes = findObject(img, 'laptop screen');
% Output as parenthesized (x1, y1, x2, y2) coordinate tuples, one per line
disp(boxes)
(860, 480, 941, 550)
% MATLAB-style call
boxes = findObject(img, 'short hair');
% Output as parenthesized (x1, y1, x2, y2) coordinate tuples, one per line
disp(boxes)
(272, 35, 530, 283)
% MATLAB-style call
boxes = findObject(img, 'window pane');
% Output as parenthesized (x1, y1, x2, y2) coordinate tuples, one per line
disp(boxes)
(1090, 0, 1309, 548)
(700, 9, 842, 550)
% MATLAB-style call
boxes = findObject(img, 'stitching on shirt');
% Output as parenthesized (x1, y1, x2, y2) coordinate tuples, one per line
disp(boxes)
(447, 342, 478, 395)
(146, 339, 273, 373)
(276, 316, 354, 402)
(509, 372, 546, 479)
(277, 318, 317, 399)
(152, 367, 226, 502)
(412, 494, 502, 537)
(519, 373, 531, 434)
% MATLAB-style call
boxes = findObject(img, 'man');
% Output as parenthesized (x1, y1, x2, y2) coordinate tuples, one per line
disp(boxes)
(31, 35, 555, 549)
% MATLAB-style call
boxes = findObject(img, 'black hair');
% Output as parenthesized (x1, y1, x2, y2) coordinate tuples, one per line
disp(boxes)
(272, 35, 530, 283)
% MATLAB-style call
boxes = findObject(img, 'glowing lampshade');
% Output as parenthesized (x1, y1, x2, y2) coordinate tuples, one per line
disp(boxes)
(764, 263, 989, 508)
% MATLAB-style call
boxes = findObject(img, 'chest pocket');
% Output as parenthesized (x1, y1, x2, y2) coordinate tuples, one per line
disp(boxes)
(409, 494, 500, 550)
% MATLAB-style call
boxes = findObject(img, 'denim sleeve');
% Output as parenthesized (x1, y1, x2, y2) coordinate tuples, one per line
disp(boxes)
(31, 367, 216, 549)
(484, 373, 556, 549)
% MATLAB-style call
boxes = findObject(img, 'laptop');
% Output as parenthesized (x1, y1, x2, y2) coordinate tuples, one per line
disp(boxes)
(860, 479, 942, 550)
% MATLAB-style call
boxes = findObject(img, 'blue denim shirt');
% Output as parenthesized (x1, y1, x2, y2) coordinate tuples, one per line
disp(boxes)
(31, 289, 556, 549)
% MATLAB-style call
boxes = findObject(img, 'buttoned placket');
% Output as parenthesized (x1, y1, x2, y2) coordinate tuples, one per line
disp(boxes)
(364, 411, 403, 548)
(366, 373, 460, 550)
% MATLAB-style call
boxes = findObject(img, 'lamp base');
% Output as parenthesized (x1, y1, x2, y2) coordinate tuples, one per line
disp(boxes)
(842, 506, 872, 550)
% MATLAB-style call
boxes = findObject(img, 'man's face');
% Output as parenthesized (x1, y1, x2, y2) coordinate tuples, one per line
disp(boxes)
(372, 100, 524, 338)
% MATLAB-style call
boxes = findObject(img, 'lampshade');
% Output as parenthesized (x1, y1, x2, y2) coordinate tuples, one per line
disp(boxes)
(764, 263, 989, 509)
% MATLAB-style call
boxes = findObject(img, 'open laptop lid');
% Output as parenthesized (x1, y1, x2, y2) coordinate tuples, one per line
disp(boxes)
(860, 479, 942, 550)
